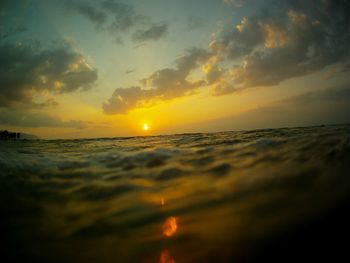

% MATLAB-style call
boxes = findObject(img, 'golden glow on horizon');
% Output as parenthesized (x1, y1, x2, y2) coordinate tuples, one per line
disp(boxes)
(22, 76, 307, 139)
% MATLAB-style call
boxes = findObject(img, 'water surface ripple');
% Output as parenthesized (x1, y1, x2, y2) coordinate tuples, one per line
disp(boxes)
(1, 124, 350, 262)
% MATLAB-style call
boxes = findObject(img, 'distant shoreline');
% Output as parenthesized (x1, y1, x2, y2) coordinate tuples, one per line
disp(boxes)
(0, 130, 39, 140)
(15, 122, 349, 141)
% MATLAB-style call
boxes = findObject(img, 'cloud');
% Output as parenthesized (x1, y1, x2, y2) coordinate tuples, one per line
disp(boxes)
(103, 86, 150, 114)
(99, 0, 145, 34)
(211, 0, 350, 91)
(103, 0, 350, 114)
(0, 41, 98, 108)
(132, 23, 168, 43)
(103, 48, 211, 114)
(0, 109, 86, 129)
(212, 81, 236, 96)
(67, 0, 168, 43)
(68, 0, 143, 31)
(67, 0, 145, 43)
(69, 1, 107, 30)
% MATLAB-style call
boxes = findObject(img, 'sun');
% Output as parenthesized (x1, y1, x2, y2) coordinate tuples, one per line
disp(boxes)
(143, 123, 149, 131)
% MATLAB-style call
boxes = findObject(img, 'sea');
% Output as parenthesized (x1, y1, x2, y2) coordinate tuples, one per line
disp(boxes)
(1, 124, 350, 262)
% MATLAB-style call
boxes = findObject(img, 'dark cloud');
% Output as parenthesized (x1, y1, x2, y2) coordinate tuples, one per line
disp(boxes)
(67, 0, 166, 43)
(69, 1, 107, 30)
(212, 82, 236, 96)
(100, 0, 144, 33)
(103, 0, 350, 114)
(68, 0, 143, 31)
(103, 86, 151, 114)
(132, 23, 168, 43)
(0, 42, 98, 108)
(103, 48, 211, 114)
(142, 47, 210, 96)
(211, 0, 350, 91)
(214, 16, 263, 60)
(0, 109, 86, 129)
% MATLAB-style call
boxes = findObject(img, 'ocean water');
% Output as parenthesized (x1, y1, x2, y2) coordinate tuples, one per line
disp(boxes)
(1, 124, 350, 262)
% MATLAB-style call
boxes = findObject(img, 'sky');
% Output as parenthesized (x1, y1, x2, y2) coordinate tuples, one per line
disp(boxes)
(1, 0, 350, 138)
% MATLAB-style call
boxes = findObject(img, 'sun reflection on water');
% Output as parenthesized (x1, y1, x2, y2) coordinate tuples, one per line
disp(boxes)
(163, 216, 178, 237)
(159, 198, 177, 262)
(159, 250, 175, 263)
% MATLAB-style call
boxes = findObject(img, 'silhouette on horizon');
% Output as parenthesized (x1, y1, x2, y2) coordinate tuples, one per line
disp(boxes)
(0, 130, 21, 140)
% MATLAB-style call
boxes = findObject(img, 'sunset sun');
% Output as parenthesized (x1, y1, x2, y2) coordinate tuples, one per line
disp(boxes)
(143, 123, 149, 131)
